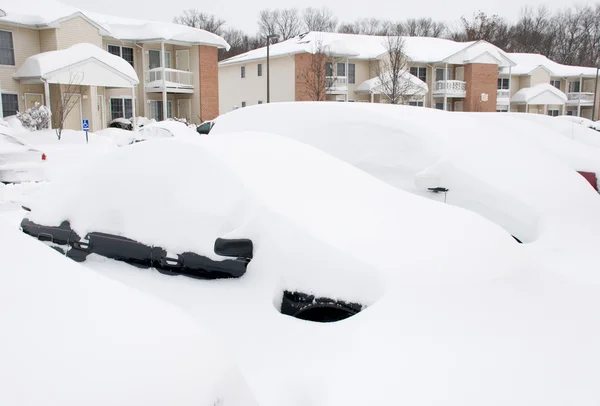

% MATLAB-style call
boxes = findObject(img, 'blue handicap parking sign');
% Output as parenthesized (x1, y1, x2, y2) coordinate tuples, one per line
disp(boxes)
(82, 119, 90, 131)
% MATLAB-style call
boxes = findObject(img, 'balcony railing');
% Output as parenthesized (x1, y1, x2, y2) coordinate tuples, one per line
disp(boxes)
(567, 92, 595, 104)
(145, 68, 193, 88)
(326, 76, 348, 91)
(433, 80, 466, 97)
(497, 89, 510, 99)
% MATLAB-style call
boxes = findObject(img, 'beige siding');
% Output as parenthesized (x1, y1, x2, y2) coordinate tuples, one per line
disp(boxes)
(218, 56, 295, 113)
(39, 29, 58, 52)
(56, 16, 102, 49)
(528, 67, 551, 87)
(0, 25, 41, 113)
(189, 45, 200, 123)
(347, 59, 370, 102)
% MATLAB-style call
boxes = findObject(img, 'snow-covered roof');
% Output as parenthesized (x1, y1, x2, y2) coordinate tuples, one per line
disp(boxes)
(219, 31, 513, 67)
(0, 0, 229, 49)
(13, 43, 139, 87)
(500, 53, 598, 78)
(355, 71, 428, 96)
(511, 83, 567, 105)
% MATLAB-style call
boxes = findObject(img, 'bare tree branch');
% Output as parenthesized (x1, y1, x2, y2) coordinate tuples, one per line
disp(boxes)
(52, 71, 88, 140)
(297, 39, 343, 101)
(303, 7, 338, 32)
(173, 9, 226, 35)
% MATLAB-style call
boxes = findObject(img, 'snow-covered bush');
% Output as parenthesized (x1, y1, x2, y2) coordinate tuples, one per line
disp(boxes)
(16, 102, 51, 131)
(168, 117, 188, 125)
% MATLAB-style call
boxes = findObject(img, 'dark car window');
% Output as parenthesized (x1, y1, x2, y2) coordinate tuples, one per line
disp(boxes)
(197, 122, 213, 134)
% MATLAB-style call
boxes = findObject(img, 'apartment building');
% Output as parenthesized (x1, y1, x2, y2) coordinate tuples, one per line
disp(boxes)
(219, 32, 600, 119)
(0, 0, 228, 131)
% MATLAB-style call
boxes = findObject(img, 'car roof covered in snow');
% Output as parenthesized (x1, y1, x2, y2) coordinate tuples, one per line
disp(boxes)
(0, 0, 230, 49)
(219, 31, 514, 67)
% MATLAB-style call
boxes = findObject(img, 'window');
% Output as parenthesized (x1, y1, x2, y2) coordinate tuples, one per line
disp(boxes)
(435, 68, 452, 81)
(108, 45, 134, 67)
(110, 98, 133, 120)
(569, 81, 581, 93)
(258, 64, 262, 76)
(1, 93, 18, 117)
(566, 110, 575, 116)
(258, 100, 263, 104)
(497, 78, 509, 89)
(435, 102, 444, 110)
(0, 31, 15, 66)
(336, 62, 346, 77)
(550, 79, 561, 90)
(241, 66, 246, 79)
(164, 51, 171, 69)
(326, 62, 333, 77)
(149, 100, 172, 121)
(497, 108, 508, 112)
(241, 101, 246, 108)
(408, 101, 424, 107)
(548, 109, 560, 117)
(410, 67, 427, 83)
(148, 50, 161, 69)
(348, 63, 355, 84)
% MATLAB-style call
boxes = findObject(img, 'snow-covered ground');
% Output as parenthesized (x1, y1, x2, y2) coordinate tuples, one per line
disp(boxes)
(3, 104, 600, 406)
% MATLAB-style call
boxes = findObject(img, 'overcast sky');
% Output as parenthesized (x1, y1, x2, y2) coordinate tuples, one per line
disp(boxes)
(64, 0, 596, 34)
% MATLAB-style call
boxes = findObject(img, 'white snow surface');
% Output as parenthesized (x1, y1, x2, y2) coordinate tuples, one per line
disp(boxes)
(220, 31, 508, 66)
(0, 0, 229, 49)
(14, 113, 600, 405)
(213, 103, 600, 256)
(355, 70, 428, 95)
(135, 120, 198, 140)
(0, 219, 257, 406)
(510, 83, 567, 104)
(501, 52, 598, 77)
(13, 43, 138, 86)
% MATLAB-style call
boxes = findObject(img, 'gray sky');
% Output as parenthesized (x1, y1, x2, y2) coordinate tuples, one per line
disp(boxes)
(64, 0, 596, 34)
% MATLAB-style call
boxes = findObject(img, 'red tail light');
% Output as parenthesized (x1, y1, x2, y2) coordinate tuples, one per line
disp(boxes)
(41, 153, 47, 161)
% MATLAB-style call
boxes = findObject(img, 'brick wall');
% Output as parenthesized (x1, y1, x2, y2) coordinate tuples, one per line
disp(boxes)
(463, 63, 498, 112)
(294, 53, 313, 101)
(198, 45, 219, 121)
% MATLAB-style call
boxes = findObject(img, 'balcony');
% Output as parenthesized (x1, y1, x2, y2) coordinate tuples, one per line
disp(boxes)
(432, 80, 466, 98)
(326, 76, 348, 94)
(566, 92, 595, 106)
(497, 89, 510, 105)
(145, 68, 194, 94)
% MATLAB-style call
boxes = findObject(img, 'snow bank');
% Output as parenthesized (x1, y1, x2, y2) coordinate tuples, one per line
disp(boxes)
(96, 127, 137, 146)
(0, 220, 256, 406)
(136, 120, 198, 140)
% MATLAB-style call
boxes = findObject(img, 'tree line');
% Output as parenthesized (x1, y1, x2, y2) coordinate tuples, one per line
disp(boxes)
(173, 4, 600, 67)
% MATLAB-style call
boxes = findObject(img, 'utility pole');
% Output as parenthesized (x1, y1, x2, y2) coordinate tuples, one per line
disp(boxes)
(266, 34, 279, 103)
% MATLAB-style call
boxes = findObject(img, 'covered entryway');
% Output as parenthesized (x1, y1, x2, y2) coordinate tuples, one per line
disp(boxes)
(355, 71, 428, 104)
(13, 43, 139, 130)
(511, 83, 567, 115)
(24, 93, 43, 109)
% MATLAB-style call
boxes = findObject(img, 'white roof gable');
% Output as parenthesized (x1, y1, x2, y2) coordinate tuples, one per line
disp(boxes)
(13, 43, 139, 87)
(501, 53, 597, 78)
(444, 42, 514, 67)
(511, 83, 567, 105)
(0, 0, 229, 49)
(355, 71, 428, 95)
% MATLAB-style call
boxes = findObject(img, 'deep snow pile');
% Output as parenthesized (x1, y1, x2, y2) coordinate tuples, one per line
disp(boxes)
(20, 131, 600, 406)
(135, 120, 198, 140)
(0, 219, 256, 406)
(213, 103, 600, 250)
(96, 127, 137, 146)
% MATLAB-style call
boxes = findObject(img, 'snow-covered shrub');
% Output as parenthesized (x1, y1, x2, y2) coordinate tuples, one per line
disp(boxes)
(17, 102, 51, 131)
(168, 117, 188, 125)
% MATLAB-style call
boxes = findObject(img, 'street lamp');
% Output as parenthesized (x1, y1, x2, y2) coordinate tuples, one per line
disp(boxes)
(266, 34, 279, 103)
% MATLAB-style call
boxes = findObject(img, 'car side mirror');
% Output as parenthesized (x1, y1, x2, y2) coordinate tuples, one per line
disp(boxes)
(214, 238, 253, 259)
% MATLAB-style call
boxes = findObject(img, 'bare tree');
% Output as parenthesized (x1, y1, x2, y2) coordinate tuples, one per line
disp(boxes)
(297, 40, 342, 101)
(404, 18, 446, 37)
(302, 7, 338, 32)
(173, 9, 226, 35)
(52, 72, 88, 140)
(337, 22, 359, 34)
(337, 18, 391, 35)
(258, 8, 302, 41)
(375, 29, 423, 104)
(451, 11, 511, 49)
(220, 28, 262, 60)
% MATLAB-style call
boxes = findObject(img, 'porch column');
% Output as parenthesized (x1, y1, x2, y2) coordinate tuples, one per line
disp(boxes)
(44, 80, 51, 129)
(561, 103, 565, 116)
(161, 40, 167, 121)
(370, 92, 374, 103)
(443, 63, 448, 111)
(508, 65, 512, 112)
(544, 104, 547, 115)
(526, 103, 529, 113)
(577, 74, 583, 117)
(131, 85, 137, 131)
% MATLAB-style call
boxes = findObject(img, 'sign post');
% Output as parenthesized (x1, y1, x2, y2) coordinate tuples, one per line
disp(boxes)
(82, 119, 89, 144)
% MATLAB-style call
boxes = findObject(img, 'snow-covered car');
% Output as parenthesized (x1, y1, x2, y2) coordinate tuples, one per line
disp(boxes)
(18, 128, 600, 405)
(555, 115, 600, 132)
(135, 120, 198, 141)
(0, 131, 46, 183)
(196, 120, 214, 135)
